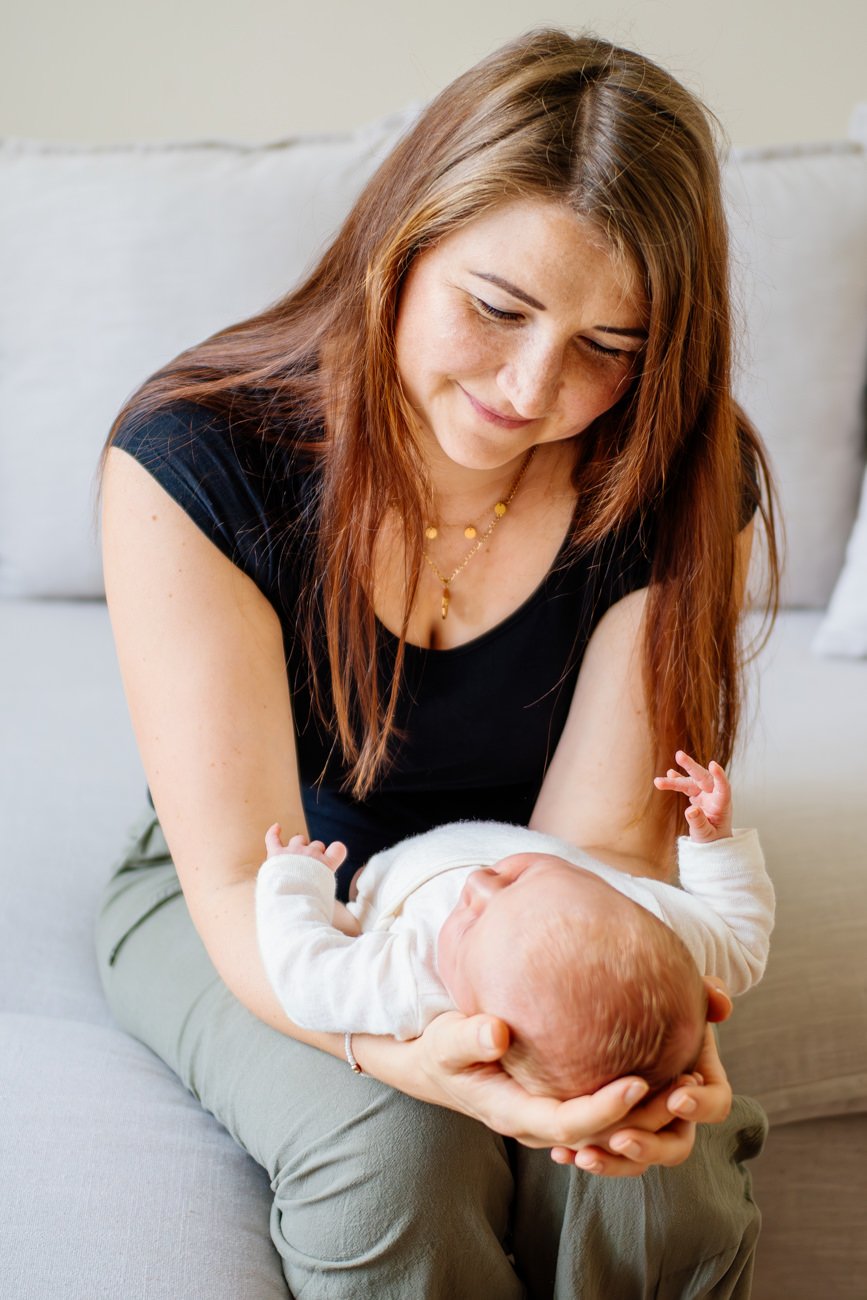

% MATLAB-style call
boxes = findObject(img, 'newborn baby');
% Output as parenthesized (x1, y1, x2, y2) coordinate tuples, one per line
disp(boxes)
(255, 754, 774, 1098)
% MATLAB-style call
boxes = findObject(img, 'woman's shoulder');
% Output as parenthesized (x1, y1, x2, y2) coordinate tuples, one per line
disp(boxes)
(113, 397, 302, 483)
(110, 397, 316, 602)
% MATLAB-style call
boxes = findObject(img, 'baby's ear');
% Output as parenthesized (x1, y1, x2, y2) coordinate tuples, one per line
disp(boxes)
(704, 978, 732, 1024)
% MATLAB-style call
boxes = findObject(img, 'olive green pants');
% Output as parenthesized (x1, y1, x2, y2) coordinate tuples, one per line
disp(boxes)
(94, 808, 768, 1300)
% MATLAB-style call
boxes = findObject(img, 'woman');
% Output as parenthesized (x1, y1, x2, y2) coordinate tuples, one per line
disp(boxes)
(96, 28, 778, 1299)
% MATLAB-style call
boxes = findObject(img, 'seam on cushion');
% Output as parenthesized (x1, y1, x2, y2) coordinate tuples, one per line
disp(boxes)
(757, 1072, 867, 1126)
(0, 113, 422, 157)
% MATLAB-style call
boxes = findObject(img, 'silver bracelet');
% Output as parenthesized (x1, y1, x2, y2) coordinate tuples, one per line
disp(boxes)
(344, 1032, 363, 1074)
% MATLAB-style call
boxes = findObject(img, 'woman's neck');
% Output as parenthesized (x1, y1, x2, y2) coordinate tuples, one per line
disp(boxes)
(423, 438, 575, 524)
(369, 436, 581, 651)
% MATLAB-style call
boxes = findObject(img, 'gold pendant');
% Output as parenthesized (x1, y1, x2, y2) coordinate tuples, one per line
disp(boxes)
(441, 585, 450, 620)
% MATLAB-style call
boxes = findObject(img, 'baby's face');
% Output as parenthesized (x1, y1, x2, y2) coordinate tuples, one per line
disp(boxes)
(437, 853, 613, 1012)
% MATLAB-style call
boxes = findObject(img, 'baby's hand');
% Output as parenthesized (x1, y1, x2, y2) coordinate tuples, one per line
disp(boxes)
(264, 824, 348, 872)
(653, 752, 733, 843)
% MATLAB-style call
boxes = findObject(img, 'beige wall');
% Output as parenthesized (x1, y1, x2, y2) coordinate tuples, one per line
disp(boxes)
(1, 0, 865, 148)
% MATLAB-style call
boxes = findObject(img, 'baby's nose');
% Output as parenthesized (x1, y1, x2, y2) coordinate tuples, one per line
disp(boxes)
(464, 868, 502, 909)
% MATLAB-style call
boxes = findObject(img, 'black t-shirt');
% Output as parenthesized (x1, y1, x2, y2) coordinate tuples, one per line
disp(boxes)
(114, 400, 733, 897)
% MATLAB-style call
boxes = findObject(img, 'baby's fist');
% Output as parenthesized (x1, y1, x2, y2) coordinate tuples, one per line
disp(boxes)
(264, 824, 348, 872)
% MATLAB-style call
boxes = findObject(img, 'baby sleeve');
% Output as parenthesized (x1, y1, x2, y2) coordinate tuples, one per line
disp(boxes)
(255, 855, 448, 1037)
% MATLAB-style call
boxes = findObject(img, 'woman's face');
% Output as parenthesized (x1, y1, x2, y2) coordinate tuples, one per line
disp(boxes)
(394, 197, 648, 472)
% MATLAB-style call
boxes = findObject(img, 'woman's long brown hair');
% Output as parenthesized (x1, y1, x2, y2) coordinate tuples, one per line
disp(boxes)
(98, 28, 779, 804)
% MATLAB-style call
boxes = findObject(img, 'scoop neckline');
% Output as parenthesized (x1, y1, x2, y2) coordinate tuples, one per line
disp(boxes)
(377, 521, 578, 658)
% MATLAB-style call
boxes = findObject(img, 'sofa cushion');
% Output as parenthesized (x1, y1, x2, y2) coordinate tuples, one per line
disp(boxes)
(0, 110, 418, 599)
(720, 611, 867, 1124)
(748, 1114, 867, 1300)
(851, 102, 867, 144)
(0, 1015, 285, 1300)
(812, 464, 867, 656)
(810, 105, 867, 655)
(725, 142, 867, 608)
(0, 599, 145, 1025)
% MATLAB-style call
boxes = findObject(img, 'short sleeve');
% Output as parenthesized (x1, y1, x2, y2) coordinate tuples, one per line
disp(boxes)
(111, 401, 300, 607)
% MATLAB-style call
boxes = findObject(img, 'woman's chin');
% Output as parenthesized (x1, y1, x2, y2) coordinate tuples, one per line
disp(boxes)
(426, 426, 531, 475)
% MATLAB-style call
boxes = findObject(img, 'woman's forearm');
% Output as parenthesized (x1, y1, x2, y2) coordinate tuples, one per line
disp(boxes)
(193, 876, 348, 1048)
(189, 876, 437, 1099)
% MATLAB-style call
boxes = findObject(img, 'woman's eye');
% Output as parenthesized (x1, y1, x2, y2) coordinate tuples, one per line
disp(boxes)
(474, 297, 522, 322)
(583, 337, 624, 360)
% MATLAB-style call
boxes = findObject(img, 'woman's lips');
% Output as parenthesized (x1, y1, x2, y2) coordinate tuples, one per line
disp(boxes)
(460, 386, 534, 429)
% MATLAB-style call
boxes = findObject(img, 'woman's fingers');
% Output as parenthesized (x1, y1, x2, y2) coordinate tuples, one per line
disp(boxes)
(552, 1114, 696, 1177)
(420, 1014, 652, 1147)
(546, 1025, 732, 1179)
(603, 1116, 697, 1171)
(667, 1026, 732, 1124)
(425, 1012, 511, 1070)
(546, 1076, 649, 1145)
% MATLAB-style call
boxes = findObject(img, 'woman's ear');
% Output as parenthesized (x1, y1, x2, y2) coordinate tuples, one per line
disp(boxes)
(704, 977, 733, 1024)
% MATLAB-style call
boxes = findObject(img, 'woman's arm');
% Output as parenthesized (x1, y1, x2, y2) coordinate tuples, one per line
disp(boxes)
(101, 447, 649, 1147)
(103, 446, 318, 1032)
(529, 586, 675, 877)
(529, 525, 755, 1169)
(531, 522, 756, 878)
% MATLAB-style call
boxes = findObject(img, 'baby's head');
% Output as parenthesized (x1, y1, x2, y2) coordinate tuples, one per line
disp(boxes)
(437, 853, 707, 1098)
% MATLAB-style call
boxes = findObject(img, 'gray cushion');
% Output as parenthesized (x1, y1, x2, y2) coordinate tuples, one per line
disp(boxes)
(749, 1114, 867, 1300)
(720, 611, 867, 1123)
(0, 599, 144, 1024)
(0, 1015, 285, 1299)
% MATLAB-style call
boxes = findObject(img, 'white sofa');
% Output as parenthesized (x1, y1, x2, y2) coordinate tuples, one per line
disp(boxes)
(1, 106, 866, 1299)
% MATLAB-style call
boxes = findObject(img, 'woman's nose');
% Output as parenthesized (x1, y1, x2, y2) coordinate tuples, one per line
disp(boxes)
(498, 341, 563, 417)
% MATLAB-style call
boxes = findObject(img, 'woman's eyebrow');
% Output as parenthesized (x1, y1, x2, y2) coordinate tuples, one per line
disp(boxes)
(594, 324, 648, 340)
(470, 271, 546, 311)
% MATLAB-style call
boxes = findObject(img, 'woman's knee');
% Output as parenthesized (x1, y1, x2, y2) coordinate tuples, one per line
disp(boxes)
(269, 1082, 522, 1300)
(274, 1077, 510, 1224)
(510, 1098, 767, 1300)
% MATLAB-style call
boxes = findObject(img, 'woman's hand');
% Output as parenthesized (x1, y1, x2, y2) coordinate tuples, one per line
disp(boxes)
(550, 982, 734, 1176)
(357, 984, 733, 1175)
(405, 1011, 650, 1149)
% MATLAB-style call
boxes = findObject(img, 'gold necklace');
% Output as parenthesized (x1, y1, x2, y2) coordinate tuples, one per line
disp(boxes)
(423, 447, 537, 620)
